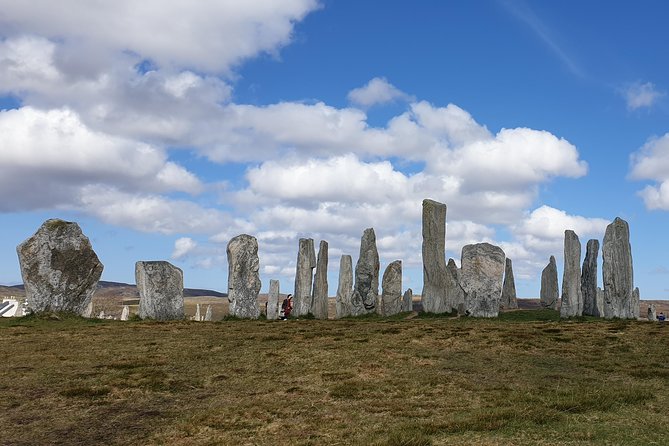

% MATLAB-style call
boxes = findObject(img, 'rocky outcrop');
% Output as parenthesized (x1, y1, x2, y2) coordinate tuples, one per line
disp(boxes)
(380, 260, 402, 316)
(17, 219, 104, 315)
(351, 228, 379, 316)
(226, 234, 261, 319)
(540, 256, 559, 309)
(311, 241, 329, 319)
(581, 239, 600, 317)
(267, 279, 280, 320)
(561, 230, 583, 318)
(403, 288, 413, 313)
(460, 243, 505, 317)
(421, 199, 449, 313)
(500, 258, 518, 310)
(335, 255, 353, 319)
(293, 238, 316, 317)
(136, 261, 184, 320)
(602, 217, 638, 319)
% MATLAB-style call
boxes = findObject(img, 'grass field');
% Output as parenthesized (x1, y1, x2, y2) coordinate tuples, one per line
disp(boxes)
(2, 310, 669, 445)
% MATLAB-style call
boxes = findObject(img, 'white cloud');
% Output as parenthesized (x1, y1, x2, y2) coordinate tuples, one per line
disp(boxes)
(629, 133, 669, 210)
(347, 77, 412, 107)
(172, 237, 198, 260)
(622, 81, 664, 110)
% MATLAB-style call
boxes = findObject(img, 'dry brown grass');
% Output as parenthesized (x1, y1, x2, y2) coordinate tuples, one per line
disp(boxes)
(1, 310, 669, 445)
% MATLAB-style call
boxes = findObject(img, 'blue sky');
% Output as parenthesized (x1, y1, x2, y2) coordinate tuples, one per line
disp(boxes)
(1, 0, 669, 298)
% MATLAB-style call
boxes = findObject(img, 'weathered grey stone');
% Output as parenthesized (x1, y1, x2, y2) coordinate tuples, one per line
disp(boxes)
(311, 241, 329, 319)
(602, 217, 638, 319)
(540, 256, 559, 309)
(560, 230, 583, 318)
(82, 301, 93, 318)
(194, 303, 202, 321)
(98, 310, 105, 319)
(648, 304, 657, 322)
(403, 288, 413, 313)
(226, 234, 261, 319)
(581, 239, 600, 317)
(16, 219, 104, 315)
(136, 261, 184, 320)
(500, 258, 518, 310)
(380, 260, 403, 316)
(267, 279, 280, 320)
(633, 287, 640, 319)
(460, 243, 505, 318)
(335, 255, 353, 319)
(445, 258, 465, 312)
(120, 305, 129, 321)
(351, 228, 379, 316)
(293, 238, 316, 317)
(204, 305, 212, 322)
(421, 199, 449, 313)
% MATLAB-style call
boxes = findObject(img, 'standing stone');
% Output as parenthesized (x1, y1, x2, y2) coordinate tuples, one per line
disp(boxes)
(311, 241, 329, 319)
(293, 238, 316, 317)
(335, 255, 353, 319)
(267, 279, 280, 320)
(445, 258, 466, 312)
(82, 301, 93, 318)
(98, 310, 105, 319)
(226, 234, 261, 319)
(540, 256, 559, 309)
(602, 217, 638, 319)
(421, 199, 449, 313)
(380, 261, 403, 316)
(136, 261, 184, 320)
(561, 230, 583, 318)
(120, 305, 129, 321)
(16, 219, 104, 315)
(581, 239, 600, 317)
(500, 258, 518, 310)
(351, 228, 380, 316)
(194, 303, 202, 321)
(204, 305, 213, 322)
(403, 288, 413, 313)
(460, 243, 506, 318)
(648, 304, 657, 322)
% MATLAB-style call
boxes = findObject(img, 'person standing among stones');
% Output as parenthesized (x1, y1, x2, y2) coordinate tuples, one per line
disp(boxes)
(280, 294, 293, 320)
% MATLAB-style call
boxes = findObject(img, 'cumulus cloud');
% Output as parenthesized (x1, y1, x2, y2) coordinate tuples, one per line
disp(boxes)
(629, 133, 669, 210)
(621, 81, 664, 110)
(347, 77, 412, 107)
(172, 237, 198, 260)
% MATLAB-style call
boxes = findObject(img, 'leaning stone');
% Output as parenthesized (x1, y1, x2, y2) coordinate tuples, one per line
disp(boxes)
(204, 305, 212, 322)
(581, 239, 600, 317)
(293, 238, 316, 317)
(380, 260, 403, 316)
(560, 230, 583, 318)
(602, 217, 638, 319)
(421, 199, 449, 313)
(648, 304, 657, 322)
(540, 256, 559, 309)
(267, 279, 280, 320)
(403, 288, 413, 313)
(500, 258, 518, 310)
(460, 243, 505, 317)
(311, 241, 329, 319)
(120, 305, 129, 321)
(227, 234, 261, 319)
(136, 261, 184, 320)
(16, 219, 104, 315)
(335, 255, 353, 319)
(351, 228, 380, 316)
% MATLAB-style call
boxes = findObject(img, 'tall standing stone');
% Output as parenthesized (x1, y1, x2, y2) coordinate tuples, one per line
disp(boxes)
(226, 234, 261, 319)
(500, 258, 518, 310)
(403, 288, 413, 312)
(380, 260, 403, 316)
(648, 304, 657, 322)
(460, 243, 506, 318)
(560, 230, 583, 318)
(581, 239, 600, 317)
(293, 238, 316, 317)
(351, 228, 379, 316)
(267, 279, 280, 320)
(311, 241, 329, 319)
(540, 256, 559, 309)
(120, 305, 129, 321)
(602, 217, 638, 319)
(194, 303, 202, 321)
(16, 219, 104, 315)
(421, 199, 449, 313)
(335, 255, 353, 319)
(204, 305, 213, 322)
(136, 261, 184, 320)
